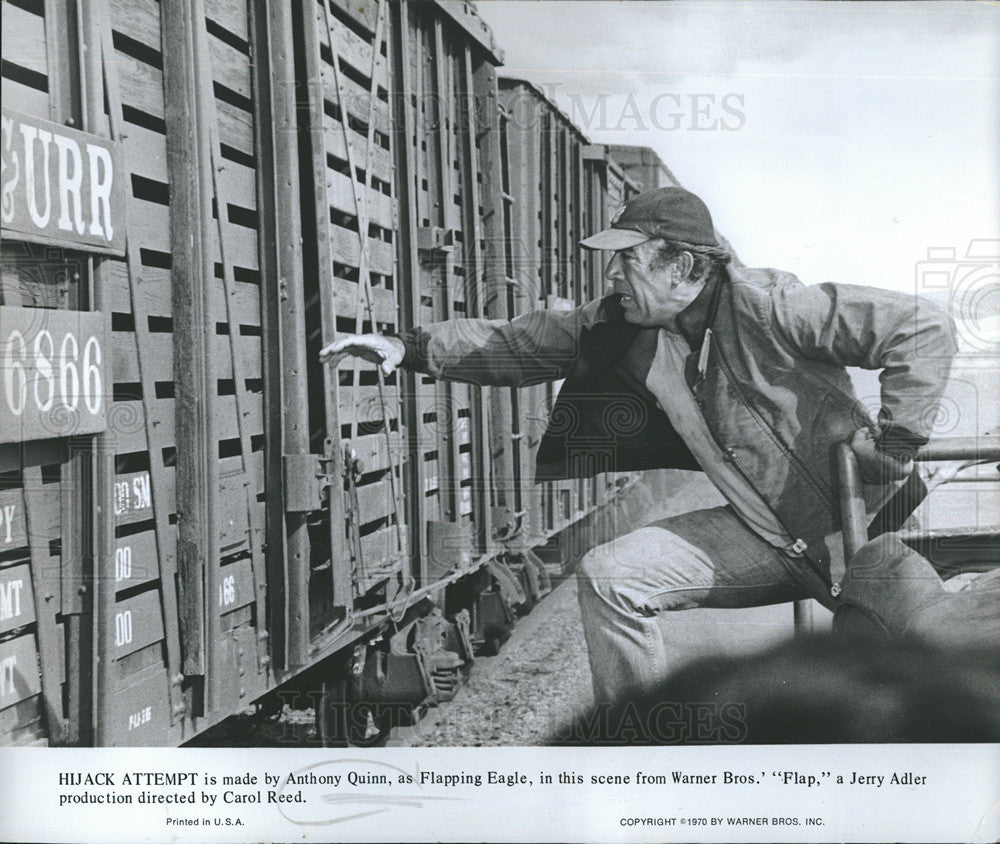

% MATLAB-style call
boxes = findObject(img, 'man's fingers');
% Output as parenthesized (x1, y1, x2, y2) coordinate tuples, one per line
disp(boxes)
(318, 345, 350, 364)
(320, 335, 402, 374)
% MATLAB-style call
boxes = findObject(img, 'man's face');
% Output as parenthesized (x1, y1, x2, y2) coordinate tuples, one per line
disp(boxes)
(604, 239, 706, 326)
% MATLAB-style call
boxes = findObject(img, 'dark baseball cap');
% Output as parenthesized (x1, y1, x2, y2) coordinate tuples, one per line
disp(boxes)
(580, 186, 718, 251)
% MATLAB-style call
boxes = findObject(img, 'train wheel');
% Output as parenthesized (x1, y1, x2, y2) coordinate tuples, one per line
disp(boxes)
(315, 675, 395, 747)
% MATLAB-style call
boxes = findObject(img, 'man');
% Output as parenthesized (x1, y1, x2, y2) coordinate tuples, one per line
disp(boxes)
(321, 187, 958, 703)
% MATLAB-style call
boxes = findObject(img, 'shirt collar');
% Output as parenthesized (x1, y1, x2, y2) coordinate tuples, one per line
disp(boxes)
(675, 267, 726, 348)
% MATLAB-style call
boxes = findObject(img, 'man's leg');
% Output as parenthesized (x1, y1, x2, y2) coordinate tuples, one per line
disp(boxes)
(577, 505, 816, 703)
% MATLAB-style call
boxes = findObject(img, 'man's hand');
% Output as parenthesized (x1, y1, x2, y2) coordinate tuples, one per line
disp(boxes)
(319, 334, 405, 376)
(850, 427, 914, 484)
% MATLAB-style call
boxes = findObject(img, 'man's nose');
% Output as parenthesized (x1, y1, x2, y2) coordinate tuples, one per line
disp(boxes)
(604, 253, 624, 284)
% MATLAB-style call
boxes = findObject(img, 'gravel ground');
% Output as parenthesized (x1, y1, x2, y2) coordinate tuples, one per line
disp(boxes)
(391, 574, 594, 746)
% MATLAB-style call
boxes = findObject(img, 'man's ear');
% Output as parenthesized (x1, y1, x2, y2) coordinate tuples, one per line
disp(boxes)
(678, 250, 695, 280)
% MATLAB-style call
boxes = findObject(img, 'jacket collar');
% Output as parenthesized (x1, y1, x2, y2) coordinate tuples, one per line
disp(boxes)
(675, 268, 726, 348)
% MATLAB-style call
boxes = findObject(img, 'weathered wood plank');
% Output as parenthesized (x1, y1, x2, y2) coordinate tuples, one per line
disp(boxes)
(337, 385, 400, 425)
(0, 564, 36, 636)
(329, 225, 393, 277)
(208, 31, 252, 101)
(113, 529, 161, 592)
(120, 122, 169, 183)
(122, 200, 260, 270)
(322, 112, 392, 180)
(326, 170, 393, 232)
(205, 0, 249, 44)
(107, 0, 159, 50)
(2, 4, 47, 74)
(111, 330, 262, 382)
(353, 475, 398, 525)
(314, 0, 387, 84)
(318, 61, 390, 134)
(106, 399, 168, 455)
(332, 277, 396, 325)
(345, 430, 402, 474)
(326, 0, 378, 38)
(110, 663, 172, 745)
(115, 50, 165, 117)
(105, 263, 262, 327)
(0, 78, 49, 120)
(108, 588, 164, 660)
(0, 633, 42, 711)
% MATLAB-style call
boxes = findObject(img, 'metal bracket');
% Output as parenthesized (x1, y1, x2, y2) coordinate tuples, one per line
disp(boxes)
(581, 143, 610, 162)
(427, 520, 473, 576)
(417, 225, 458, 253)
(486, 557, 527, 608)
(283, 453, 329, 513)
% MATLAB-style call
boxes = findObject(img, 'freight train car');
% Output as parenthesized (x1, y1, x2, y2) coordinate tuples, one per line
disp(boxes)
(0, 0, 649, 747)
(496, 79, 644, 571)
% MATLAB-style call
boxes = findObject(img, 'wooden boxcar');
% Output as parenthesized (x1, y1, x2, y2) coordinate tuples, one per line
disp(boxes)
(1, 0, 646, 747)
(497, 79, 643, 567)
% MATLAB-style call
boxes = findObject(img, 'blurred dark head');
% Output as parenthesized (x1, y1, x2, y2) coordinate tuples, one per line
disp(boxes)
(551, 633, 1000, 745)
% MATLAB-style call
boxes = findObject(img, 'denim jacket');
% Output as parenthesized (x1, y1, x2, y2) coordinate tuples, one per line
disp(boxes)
(399, 265, 958, 577)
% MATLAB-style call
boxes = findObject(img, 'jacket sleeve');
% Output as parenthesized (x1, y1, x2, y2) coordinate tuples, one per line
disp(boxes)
(396, 302, 597, 388)
(769, 282, 959, 444)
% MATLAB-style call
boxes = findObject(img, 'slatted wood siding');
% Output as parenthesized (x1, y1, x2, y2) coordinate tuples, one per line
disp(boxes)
(98, 0, 271, 743)
(480, 97, 526, 545)
(0, 270, 69, 744)
(2, 1, 51, 120)
(390, 1, 501, 585)
(1, 0, 274, 745)
(297, 0, 408, 608)
(497, 78, 644, 543)
(1, 0, 87, 746)
(3, 0, 652, 748)
(581, 144, 643, 511)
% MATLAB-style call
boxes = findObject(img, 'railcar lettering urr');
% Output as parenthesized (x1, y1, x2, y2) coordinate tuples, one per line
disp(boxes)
(1, 109, 126, 254)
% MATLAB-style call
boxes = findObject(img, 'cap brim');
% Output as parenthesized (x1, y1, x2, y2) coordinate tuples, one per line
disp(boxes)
(579, 228, 651, 251)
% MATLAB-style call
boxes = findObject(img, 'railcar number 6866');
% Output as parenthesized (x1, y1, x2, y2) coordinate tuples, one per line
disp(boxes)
(0, 306, 108, 443)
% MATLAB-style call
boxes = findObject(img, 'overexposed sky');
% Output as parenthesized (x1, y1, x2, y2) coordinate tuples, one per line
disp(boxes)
(476, 1, 1000, 294)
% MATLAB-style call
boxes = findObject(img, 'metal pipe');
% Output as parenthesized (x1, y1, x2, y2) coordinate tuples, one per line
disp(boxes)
(836, 442, 868, 566)
(475, 62, 518, 540)
(247, 0, 277, 678)
(792, 600, 814, 634)
(50, 0, 86, 745)
(390, 0, 428, 587)
(80, 0, 114, 748)
(915, 436, 1000, 463)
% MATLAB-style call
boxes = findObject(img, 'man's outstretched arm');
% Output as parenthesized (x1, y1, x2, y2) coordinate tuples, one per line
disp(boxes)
(321, 298, 608, 388)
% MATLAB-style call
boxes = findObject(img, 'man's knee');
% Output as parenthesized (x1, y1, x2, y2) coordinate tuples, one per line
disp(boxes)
(577, 528, 688, 610)
(577, 539, 616, 590)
